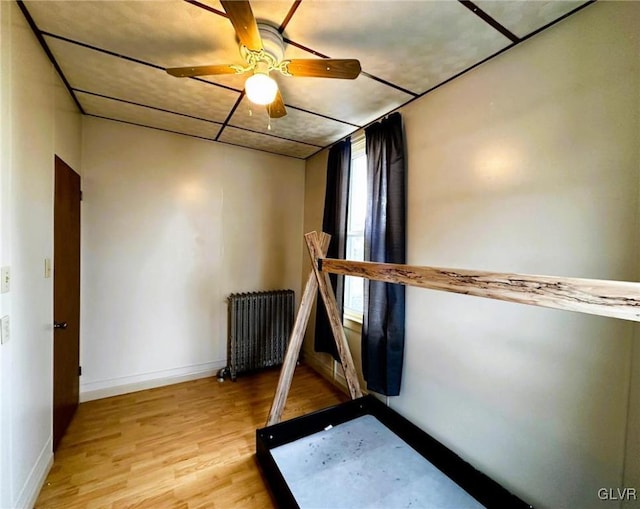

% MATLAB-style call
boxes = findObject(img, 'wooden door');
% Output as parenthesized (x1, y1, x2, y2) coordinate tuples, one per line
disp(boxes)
(53, 156, 81, 451)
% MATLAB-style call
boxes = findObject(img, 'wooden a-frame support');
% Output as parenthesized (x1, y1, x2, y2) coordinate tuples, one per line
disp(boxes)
(267, 231, 363, 426)
(268, 230, 640, 425)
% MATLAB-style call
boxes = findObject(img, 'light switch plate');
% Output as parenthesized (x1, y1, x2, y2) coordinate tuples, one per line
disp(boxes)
(44, 258, 52, 279)
(1, 266, 9, 293)
(1, 316, 9, 344)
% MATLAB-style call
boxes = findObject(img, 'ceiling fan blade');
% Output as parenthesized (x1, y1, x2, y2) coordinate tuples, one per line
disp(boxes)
(166, 64, 240, 77)
(286, 59, 361, 79)
(220, 1, 263, 52)
(267, 90, 287, 118)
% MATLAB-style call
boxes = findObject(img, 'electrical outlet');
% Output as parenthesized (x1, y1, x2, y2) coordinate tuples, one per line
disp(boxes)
(1, 316, 9, 344)
(1, 266, 9, 293)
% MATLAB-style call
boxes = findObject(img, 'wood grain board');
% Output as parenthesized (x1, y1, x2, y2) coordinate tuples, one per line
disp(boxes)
(306, 232, 364, 400)
(320, 257, 640, 322)
(267, 233, 330, 426)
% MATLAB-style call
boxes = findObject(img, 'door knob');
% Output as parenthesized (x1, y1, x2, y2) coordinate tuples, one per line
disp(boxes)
(54, 321, 68, 330)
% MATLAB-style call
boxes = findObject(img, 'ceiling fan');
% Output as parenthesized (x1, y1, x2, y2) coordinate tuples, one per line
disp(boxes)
(166, 1, 361, 119)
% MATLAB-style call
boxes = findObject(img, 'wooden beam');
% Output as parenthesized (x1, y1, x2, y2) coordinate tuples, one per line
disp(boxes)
(320, 258, 640, 323)
(266, 233, 330, 426)
(306, 232, 363, 399)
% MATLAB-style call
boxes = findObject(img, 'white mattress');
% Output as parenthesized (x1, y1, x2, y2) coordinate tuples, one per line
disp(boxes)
(271, 414, 486, 509)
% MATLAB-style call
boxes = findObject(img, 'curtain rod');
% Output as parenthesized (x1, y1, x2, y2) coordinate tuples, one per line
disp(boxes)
(319, 107, 402, 156)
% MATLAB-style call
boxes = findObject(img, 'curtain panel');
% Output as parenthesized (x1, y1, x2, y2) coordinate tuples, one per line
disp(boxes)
(363, 112, 407, 396)
(314, 138, 351, 359)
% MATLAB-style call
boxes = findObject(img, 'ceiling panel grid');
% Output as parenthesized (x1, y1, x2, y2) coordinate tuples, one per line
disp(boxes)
(21, 0, 593, 159)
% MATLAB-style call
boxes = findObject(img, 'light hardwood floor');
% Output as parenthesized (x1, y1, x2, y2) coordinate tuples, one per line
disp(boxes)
(36, 364, 347, 508)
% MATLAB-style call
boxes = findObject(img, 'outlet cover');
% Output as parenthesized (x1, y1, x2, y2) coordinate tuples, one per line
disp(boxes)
(1, 266, 9, 293)
(1, 316, 9, 344)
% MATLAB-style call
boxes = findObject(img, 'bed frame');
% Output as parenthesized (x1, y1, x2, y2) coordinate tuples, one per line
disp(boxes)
(256, 231, 640, 508)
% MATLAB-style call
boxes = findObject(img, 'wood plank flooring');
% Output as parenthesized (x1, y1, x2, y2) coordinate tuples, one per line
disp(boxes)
(36, 365, 348, 508)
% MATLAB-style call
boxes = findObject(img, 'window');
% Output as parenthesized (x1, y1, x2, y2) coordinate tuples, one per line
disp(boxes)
(343, 135, 366, 319)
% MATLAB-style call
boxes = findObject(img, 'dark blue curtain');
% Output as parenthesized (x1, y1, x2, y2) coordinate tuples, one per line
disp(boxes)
(362, 113, 406, 396)
(314, 138, 351, 360)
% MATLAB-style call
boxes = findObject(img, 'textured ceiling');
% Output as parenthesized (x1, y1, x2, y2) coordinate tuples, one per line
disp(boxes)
(21, 0, 591, 159)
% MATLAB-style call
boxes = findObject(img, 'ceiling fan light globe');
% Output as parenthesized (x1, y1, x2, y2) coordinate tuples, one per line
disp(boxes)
(245, 73, 278, 106)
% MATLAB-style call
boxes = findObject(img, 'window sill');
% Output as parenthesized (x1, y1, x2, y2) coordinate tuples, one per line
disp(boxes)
(343, 311, 362, 334)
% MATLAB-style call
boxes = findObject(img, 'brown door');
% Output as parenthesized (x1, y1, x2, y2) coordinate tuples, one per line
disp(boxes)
(53, 156, 81, 451)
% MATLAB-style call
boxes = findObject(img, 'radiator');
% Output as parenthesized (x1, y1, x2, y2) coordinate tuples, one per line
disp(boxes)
(218, 290, 295, 381)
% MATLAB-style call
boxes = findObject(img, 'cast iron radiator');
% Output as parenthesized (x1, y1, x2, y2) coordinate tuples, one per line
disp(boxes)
(218, 290, 295, 381)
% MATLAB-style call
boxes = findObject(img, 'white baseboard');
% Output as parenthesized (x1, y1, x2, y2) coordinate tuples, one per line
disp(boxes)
(302, 353, 351, 396)
(80, 360, 226, 402)
(14, 437, 53, 509)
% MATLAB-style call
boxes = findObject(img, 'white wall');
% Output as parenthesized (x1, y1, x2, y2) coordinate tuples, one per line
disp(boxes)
(0, 3, 10, 506)
(303, 3, 640, 508)
(396, 4, 639, 509)
(80, 117, 305, 400)
(0, 2, 82, 508)
(300, 151, 333, 380)
(1, 3, 303, 503)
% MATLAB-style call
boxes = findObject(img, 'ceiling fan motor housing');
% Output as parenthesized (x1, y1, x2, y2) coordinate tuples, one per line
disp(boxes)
(258, 24, 285, 63)
(240, 23, 285, 69)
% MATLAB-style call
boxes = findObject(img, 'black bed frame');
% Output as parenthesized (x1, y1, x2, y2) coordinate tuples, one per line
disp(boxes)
(256, 395, 533, 508)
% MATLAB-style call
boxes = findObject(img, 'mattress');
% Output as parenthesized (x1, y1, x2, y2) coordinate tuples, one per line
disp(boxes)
(256, 395, 533, 509)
